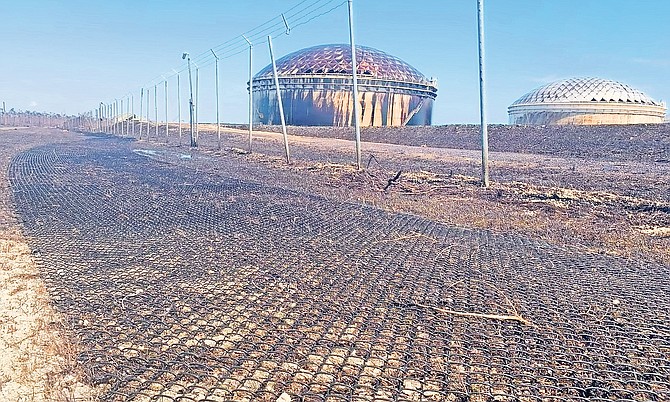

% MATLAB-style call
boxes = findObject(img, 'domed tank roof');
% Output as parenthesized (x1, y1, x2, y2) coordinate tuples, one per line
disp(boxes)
(511, 77, 662, 106)
(254, 44, 431, 85)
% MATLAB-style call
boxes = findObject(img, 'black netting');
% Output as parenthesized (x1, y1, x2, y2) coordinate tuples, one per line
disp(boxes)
(9, 136, 670, 401)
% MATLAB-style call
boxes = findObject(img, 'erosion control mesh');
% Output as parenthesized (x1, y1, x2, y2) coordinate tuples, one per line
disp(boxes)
(9, 136, 670, 401)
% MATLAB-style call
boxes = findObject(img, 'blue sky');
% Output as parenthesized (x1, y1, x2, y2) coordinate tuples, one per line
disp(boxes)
(0, 0, 668, 124)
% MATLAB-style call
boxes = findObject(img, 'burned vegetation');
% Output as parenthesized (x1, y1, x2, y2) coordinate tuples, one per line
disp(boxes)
(5, 123, 670, 401)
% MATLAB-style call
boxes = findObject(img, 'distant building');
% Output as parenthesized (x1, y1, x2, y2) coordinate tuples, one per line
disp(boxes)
(251, 44, 437, 127)
(508, 77, 666, 125)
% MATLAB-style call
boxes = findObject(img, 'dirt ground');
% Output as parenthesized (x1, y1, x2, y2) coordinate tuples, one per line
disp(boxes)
(133, 122, 669, 266)
(0, 123, 668, 400)
(0, 128, 95, 401)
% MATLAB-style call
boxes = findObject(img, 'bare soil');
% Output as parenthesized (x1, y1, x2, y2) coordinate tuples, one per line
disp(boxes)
(134, 122, 669, 266)
(0, 127, 95, 401)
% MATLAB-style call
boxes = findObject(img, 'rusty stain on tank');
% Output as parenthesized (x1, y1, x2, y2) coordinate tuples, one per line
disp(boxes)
(250, 44, 438, 127)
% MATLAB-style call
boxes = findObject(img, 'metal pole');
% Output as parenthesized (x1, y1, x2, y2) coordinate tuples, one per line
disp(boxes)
(131, 95, 135, 137)
(477, 0, 490, 187)
(115, 99, 119, 135)
(121, 98, 125, 136)
(211, 49, 221, 149)
(145, 88, 150, 139)
(126, 97, 130, 135)
(111, 100, 115, 134)
(176, 73, 182, 145)
(183, 53, 196, 147)
(195, 65, 199, 144)
(348, 0, 362, 170)
(139, 89, 144, 139)
(268, 35, 290, 164)
(165, 79, 169, 143)
(244, 35, 253, 153)
(154, 84, 159, 139)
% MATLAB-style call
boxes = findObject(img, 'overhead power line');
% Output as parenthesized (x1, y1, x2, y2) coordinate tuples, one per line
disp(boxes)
(135, 0, 347, 92)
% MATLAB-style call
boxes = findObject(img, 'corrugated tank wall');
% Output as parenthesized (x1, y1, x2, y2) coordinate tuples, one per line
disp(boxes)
(253, 88, 433, 127)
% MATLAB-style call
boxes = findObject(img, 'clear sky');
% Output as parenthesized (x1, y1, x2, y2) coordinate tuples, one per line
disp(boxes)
(1, 0, 668, 124)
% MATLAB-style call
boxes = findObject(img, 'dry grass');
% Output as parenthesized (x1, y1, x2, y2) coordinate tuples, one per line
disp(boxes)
(0, 240, 95, 401)
(177, 126, 670, 266)
(1, 125, 667, 400)
(0, 128, 96, 401)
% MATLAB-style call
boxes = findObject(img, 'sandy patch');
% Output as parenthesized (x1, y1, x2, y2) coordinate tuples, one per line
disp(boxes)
(0, 239, 93, 401)
(0, 128, 95, 401)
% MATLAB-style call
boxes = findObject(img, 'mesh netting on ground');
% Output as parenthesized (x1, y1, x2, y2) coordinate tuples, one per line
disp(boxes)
(9, 135, 670, 401)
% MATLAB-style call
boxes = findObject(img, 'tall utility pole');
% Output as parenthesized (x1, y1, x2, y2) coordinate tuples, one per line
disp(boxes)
(126, 96, 130, 135)
(175, 72, 182, 145)
(145, 88, 150, 139)
(121, 99, 125, 136)
(154, 84, 159, 139)
(111, 100, 115, 134)
(211, 49, 221, 149)
(195, 63, 199, 144)
(139, 89, 144, 139)
(164, 79, 169, 142)
(114, 99, 118, 135)
(243, 35, 253, 152)
(477, 0, 490, 187)
(209, 49, 221, 149)
(348, 0, 362, 170)
(131, 95, 135, 137)
(183, 52, 196, 147)
(268, 35, 290, 164)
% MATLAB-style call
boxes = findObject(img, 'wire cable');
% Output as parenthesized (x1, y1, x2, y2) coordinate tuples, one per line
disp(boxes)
(132, 0, 346, 93)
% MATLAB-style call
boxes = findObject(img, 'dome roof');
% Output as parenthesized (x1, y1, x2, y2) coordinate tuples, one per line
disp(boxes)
(254, 44, 431, 84)
(511, 77, 662, 106)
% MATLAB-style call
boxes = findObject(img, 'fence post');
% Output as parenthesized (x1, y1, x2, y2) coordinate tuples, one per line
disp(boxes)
(131, 95, 135, 137)
(154, 84, 159, 139)
(165, 79, 169, 143)
(268, 35, 290, 164)
(176, 73, 182, 145)
(477, 0, 490, 187)
(348, 0, 362, 169)
(211, 49, 221, 149)
(195, 64, 199, 144)
(139, 89, 144, 139)
(243, 35, 253, 153)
